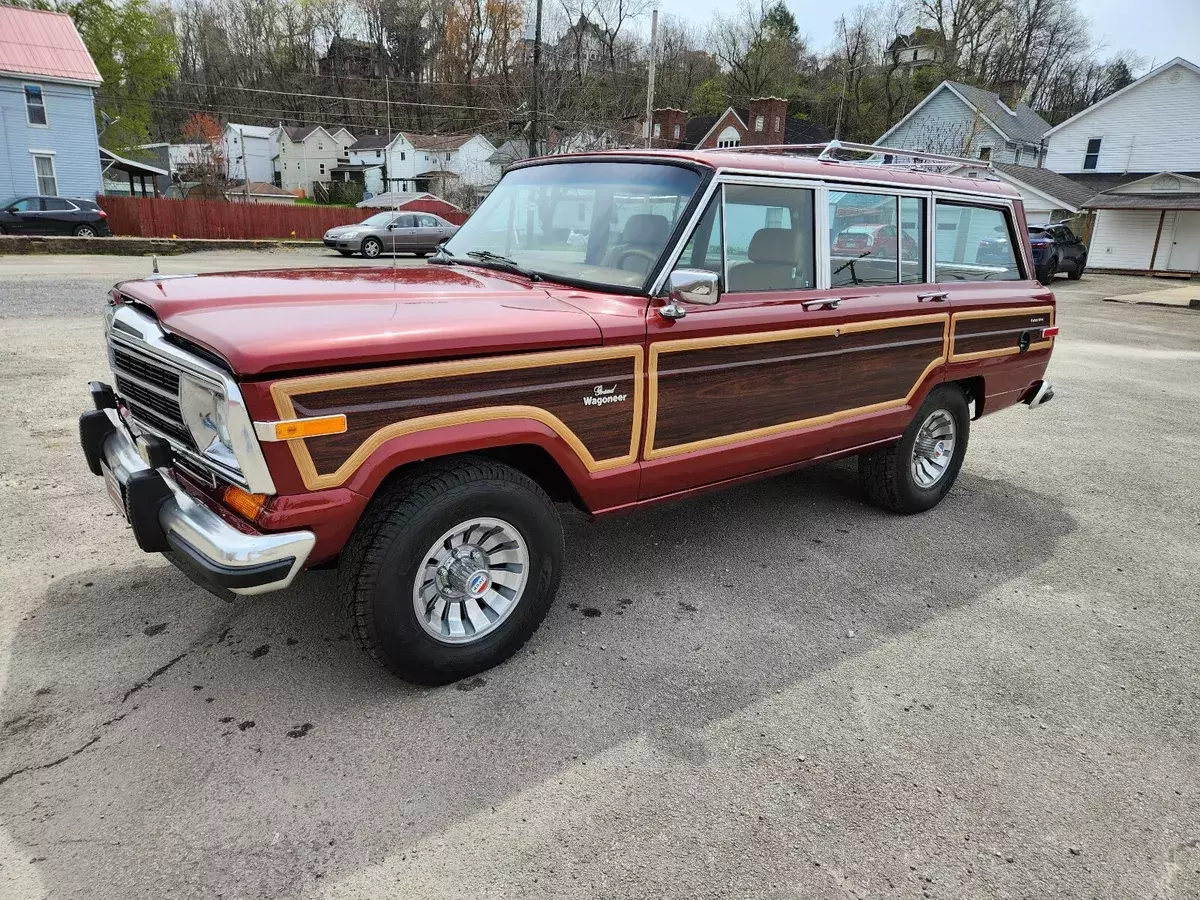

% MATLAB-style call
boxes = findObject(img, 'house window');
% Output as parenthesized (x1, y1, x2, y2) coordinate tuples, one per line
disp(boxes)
(673, 124, 680, 139)
(978, 145, 992, 161)
(1084, 137, 1101, 170)
(376, 150, 381, 158)
(773, 116, 780, 132)
(32, 153, 57, 195)
(318, 142, 324, 150)
(25, 85, 47, 125)
(319, 163, 325, 174)
(400, 151, 406, 160)
(1013, 147, 1022, 164)
(754, 115, 764, 132)
(653, 123, 661, 138)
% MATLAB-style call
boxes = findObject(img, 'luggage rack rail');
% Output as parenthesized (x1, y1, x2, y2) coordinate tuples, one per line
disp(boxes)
(710, 140, 996, 173)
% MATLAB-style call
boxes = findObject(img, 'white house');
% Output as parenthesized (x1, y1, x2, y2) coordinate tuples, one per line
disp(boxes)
(273, 124, 355, 196)
(1043, 57, 1200, 274)
(877, 81, 1052, 166)
(223, 123, 276, 184)
(346, 131, 500, 197)
(951, 162, 1099, 225)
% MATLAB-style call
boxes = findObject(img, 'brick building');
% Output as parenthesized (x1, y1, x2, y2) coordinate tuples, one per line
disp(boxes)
(647, 98, 829, 151)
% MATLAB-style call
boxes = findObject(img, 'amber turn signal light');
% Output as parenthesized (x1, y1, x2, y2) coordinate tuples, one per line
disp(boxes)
(254, 414, 347, 442)
(222, 485, 268, 521)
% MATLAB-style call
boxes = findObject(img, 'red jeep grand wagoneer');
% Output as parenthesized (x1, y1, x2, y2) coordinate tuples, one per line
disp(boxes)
(79, 142, 1056, 683)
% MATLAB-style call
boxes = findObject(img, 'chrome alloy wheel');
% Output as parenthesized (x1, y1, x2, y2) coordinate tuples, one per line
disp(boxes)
(910, 409, 957, 489)
(412, 517, 529, 644)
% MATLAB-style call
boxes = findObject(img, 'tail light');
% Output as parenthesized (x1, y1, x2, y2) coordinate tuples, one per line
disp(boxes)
(98, 210, 108, 219)
(1041, 326, 1059, 339)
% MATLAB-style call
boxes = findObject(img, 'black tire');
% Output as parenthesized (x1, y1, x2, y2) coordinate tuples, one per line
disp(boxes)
(73, 225, 96, 237)
(1036, 257, 1057, 285)
(1067, 255, 1085, 280)
(339, 456, 564, 684)
(858, 385, 970, 514)
(361, 236, 383, 259)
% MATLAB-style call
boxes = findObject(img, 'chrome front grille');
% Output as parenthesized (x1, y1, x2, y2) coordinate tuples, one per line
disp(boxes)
(109, 345, 198, 452)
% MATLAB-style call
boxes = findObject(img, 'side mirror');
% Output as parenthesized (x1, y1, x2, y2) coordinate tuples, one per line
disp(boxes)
(660, 268, 720, 320)
(386, 222, 397, 230)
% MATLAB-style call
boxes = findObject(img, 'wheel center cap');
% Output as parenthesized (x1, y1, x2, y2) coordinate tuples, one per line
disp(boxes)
(465, 570, 490, 598)
(934, 440, 946, 458)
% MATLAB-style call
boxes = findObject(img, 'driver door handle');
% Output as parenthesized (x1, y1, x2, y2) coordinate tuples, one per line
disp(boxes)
(917, 291, 949, 303)
(802, 297, 842, 310)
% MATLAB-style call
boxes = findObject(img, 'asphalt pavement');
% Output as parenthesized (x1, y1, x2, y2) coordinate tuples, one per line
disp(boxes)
(0, 256, 1197, 899)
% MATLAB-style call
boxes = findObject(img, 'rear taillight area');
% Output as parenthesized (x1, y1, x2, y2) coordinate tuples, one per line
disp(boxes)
(98, 210, 108, 219)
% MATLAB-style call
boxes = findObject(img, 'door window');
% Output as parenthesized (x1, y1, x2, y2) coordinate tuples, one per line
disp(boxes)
(33, 155, 58, 195)
(723, 183, 815, 292)
(43, 198, 73, 211)
(934, 202, 1022, 281)
(900, 196, 926, 283)
(830, 191, 901, 287)
(417, 214, 439, 227)
(394, 215, 416, 228)
(9, 198, 40, 212)
(674, 195, 723, 276)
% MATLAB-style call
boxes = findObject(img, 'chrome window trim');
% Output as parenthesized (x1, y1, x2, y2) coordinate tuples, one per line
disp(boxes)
(105, 304, 277, 494)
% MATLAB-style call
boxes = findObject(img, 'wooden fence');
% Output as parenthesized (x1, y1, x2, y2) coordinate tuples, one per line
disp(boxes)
(97, 195, 366, 239)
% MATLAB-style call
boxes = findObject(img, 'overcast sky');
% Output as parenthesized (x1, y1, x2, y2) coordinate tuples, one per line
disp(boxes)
(649, 0, 1200, 73)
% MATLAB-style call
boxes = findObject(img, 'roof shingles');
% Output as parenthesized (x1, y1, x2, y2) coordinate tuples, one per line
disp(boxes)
(946, 81, 1051, 145)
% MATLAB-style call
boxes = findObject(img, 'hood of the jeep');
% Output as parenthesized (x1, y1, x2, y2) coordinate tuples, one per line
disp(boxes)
(115, 265, 603, 376)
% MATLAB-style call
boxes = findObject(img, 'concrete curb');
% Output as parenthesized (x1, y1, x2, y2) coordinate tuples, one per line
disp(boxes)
(0, 236, 324, 256)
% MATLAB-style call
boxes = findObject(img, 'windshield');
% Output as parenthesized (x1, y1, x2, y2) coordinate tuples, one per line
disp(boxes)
(443, 161, 703, 289)
(358, 212, 397, 227)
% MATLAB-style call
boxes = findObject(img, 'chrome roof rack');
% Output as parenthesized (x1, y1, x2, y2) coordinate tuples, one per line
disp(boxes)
(711, 139, 994, 173)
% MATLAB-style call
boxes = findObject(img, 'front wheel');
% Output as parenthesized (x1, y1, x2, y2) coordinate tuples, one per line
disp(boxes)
(361, 236, 383, 259)
(858, 385, 970, 514)
(339, 457, 564, 684)
(1067, 255, 1086, 280)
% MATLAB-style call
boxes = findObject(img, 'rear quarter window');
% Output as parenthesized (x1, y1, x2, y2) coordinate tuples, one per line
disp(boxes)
(934, 202, 1022, 282)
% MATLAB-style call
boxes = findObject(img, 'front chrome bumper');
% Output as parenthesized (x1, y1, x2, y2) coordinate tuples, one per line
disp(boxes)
(80, 405, 314, 596)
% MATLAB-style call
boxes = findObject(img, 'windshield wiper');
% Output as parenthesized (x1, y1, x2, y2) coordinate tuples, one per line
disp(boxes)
(429, 245, 457, 266)
(464, 250, 542, 282)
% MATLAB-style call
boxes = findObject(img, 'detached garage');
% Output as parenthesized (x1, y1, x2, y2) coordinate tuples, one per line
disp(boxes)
(1084, 173, 1200, 274)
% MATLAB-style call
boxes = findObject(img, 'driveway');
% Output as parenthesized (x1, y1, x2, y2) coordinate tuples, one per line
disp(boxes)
(0, 259, 1197, 898)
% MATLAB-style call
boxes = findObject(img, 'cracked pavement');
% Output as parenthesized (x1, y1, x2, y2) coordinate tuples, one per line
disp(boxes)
(0, 255, 1198, 898)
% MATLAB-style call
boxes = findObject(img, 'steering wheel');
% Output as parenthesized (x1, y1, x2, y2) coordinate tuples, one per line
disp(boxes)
(612, 247, 658, 273)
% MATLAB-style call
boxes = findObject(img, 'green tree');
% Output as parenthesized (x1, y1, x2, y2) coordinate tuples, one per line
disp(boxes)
(68, 0, 177, 150)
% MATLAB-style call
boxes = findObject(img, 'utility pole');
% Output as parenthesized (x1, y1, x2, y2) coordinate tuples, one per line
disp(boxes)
(644, 6, 658, 149)
(529, 0, 543, 158)
(239, 125, 250, 201)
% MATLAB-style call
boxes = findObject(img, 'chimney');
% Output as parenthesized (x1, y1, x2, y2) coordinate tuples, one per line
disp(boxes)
(997, 79, 1022, 107)
(651, 108, 689, 148)
(747, 97, 788, 146)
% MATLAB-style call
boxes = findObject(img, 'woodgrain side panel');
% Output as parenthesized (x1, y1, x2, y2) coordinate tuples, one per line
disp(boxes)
(271, 346, 643, 491)
(950, 306, 1055, 362)
(646, 315, 949, 460)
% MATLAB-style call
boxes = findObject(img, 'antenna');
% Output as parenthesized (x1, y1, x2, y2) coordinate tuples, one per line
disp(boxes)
(152, 254, 159, 274)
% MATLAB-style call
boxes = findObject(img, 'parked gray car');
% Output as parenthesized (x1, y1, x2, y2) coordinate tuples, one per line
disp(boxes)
(323, 211, 459, 259)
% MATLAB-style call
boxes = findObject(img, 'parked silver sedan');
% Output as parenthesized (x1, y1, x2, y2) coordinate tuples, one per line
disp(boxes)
(323, 212, 459, 259)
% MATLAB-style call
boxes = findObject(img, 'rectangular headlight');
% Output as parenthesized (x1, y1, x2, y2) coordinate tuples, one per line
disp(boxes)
(179, 375, 241, 473)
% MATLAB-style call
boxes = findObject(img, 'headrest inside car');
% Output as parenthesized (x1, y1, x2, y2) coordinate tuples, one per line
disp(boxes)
(747, 228, 799, 264)
(620, 214, 670, 246)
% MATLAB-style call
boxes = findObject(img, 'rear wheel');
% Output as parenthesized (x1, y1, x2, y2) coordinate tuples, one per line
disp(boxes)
(858, 385, 970, 514)
(361, 236, 383, 259)
(339, 457, 564, 684)
(1067, 255, 1086, 280)
(1036, 257, 1057, 285)
(73, 225, 97, 237)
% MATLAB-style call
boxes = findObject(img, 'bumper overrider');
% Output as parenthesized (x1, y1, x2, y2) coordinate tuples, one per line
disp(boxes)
(79, 387, 314, 598)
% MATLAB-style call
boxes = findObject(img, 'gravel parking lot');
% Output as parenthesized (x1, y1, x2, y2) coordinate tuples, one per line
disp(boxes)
(0, 252, 1197, 899)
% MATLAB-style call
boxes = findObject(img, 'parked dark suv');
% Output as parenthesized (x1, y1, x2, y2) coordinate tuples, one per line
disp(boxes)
(1028, 223, 1087, 284)
(0, 196, 110, 237)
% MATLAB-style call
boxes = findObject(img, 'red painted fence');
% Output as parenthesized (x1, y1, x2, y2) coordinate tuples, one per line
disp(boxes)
(96, 195, 468, 239)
